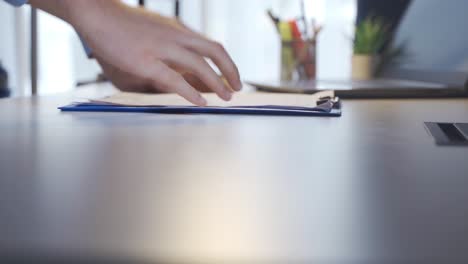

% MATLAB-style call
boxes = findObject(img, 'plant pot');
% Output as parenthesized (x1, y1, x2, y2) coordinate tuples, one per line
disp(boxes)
(352, 54, 378, 80)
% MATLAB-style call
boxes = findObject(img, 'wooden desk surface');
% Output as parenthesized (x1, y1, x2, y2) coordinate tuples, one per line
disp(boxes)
(1, 88, 468, 263)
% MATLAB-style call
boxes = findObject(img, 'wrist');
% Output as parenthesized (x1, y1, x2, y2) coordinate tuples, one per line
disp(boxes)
(27, 0, 121, 30)
(66, 1, 123, 33)
(28, 0, 78, 22)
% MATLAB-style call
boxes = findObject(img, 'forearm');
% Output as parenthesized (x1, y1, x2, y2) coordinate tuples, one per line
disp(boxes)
(27, 0, 120, 31)
(26, 0, 242, 104)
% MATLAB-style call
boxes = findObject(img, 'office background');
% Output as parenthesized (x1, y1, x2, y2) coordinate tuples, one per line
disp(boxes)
(0, 0, 356, 97)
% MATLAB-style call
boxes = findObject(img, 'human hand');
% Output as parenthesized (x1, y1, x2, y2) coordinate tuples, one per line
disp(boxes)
(96, 54, 226, 94)
(29, 0, 242, 106)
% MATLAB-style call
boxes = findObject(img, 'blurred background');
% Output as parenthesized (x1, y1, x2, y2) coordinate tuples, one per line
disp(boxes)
(0, 0, 356, 97)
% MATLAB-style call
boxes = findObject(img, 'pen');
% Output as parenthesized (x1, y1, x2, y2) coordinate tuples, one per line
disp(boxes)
(289, 20, 307, 79)
(279, 21, 296, 80)
(311, 19, 323, 40)
(267, 9, 280, 33)
(300, 0, 309, 37)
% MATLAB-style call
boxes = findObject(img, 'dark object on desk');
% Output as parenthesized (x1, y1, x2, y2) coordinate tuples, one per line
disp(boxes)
(60, 91, 341, 117)
(59, 100, 342, 117)
(0, 62, 10, 98)
(425, 122, 468, 146)
(251, 0, 468, 98)
(248, 79, 467, 99)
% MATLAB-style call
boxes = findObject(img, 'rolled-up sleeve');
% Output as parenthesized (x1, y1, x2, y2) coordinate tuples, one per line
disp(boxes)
(4, 0, 28, 7)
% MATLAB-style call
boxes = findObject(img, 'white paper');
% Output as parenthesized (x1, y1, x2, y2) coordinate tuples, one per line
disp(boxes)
(91, 91, 335, 108)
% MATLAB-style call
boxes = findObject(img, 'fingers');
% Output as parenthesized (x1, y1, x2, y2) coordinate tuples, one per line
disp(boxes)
(183, 73, 211, 92)
(184, 73, 234, 94)
(181, 37, 242, 92)
(166, 47, 232, 101)
(145, 61, 207, 106)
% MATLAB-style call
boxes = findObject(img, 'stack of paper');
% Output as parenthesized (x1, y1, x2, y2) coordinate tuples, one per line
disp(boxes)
(59, 91, 341, 117)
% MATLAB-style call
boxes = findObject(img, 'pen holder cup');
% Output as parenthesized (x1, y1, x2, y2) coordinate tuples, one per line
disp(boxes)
(280, 39, 317, 81)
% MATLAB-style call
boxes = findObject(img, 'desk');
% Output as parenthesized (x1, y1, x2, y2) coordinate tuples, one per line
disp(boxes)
(1, 87, 468, 263)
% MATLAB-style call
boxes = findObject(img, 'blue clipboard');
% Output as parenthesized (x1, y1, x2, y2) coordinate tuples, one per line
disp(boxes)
(59, 100, 342, 117)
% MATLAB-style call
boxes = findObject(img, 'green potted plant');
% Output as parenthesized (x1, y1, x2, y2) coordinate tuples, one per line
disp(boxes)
(352, 17, 388, 80)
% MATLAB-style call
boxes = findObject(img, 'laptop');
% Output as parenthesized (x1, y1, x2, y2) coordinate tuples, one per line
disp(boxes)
(248, 0, 468, 98)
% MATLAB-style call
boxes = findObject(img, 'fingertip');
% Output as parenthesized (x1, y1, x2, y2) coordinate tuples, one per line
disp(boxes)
(185, 92, 207, 106)
(197, 95, 208, 106)
(234, 81, 243, 91)
(222, 76, 242, 92)
(223, 91, 232, 101)
(228, 77, 243, 92)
